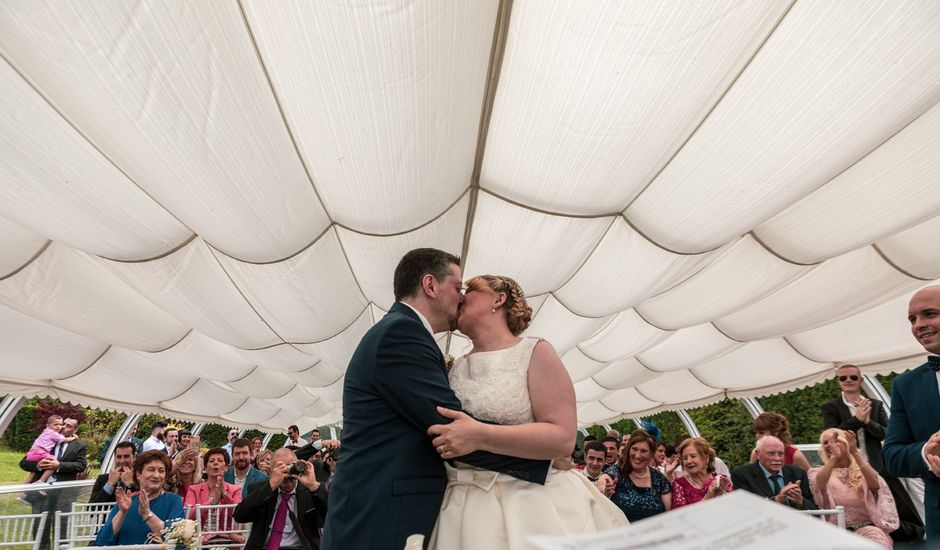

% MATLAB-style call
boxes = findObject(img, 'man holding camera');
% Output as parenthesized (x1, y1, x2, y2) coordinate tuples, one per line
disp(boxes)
(234, 448, 327, 550)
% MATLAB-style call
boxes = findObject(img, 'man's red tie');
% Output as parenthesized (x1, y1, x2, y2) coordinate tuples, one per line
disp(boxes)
(266, 492, 291, 550)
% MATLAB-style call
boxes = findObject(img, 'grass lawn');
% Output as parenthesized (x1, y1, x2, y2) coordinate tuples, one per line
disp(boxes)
(0, 448, 98, 548)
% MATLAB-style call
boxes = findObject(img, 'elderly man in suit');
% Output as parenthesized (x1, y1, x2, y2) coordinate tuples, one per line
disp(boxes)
(321, 248, 550, 550)
(884, 284, 940, 540)
(234, 447, 326, 550)
(731, 435, 817, 510)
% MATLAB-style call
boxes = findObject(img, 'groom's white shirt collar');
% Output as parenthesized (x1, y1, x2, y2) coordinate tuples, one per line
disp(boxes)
(401, 302, 434, 336)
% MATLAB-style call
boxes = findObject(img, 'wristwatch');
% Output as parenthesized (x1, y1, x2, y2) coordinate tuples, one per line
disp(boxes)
(143, 512, 154, 521)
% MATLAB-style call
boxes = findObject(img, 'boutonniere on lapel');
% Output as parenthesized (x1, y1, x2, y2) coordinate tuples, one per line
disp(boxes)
(444, 354, 455, 371)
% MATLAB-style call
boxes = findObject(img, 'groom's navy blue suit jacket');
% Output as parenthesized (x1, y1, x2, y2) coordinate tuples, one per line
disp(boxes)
(321, 302, 550, 550)
(883, 361, 940, 538)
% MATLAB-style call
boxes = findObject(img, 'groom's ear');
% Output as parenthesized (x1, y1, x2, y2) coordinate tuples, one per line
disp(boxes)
(421, 273, 437, 297)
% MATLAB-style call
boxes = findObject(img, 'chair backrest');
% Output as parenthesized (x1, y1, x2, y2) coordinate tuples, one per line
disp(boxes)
(70, 501, 115, 514)
(799, 506, 846, 529)
(55, 505, 115, 549)
(193, 503, 249, 549)
(0, 512, 48, 550)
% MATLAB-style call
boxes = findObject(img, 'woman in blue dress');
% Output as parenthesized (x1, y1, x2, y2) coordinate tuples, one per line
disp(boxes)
(96, 450, 185, 545)
(599, 430, 672, 522)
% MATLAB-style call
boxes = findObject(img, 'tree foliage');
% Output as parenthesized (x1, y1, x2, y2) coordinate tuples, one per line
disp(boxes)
(687, 399, 755, 470)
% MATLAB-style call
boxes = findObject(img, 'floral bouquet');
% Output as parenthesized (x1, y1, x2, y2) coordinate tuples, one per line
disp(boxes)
(147, 518, 198, 550)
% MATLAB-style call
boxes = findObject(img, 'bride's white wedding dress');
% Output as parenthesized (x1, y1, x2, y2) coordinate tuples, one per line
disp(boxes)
(428, 337, 627, 549)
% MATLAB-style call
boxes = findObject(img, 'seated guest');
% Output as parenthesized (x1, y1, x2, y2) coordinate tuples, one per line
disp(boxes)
(598, 430, 670, 522)
(580, 441, 608, 483)
(749, 412, 812, 472)
(601, 436, 619, 467)
(166, 447, 202, 497)
(233, 448, 327, 550)
(178, 429, 194, 450)
(250, 437, 263, 462)
(654, 442, 667, 470)
(225, 438, 268, 498)
(671, 438, 733, 509)
(668, 435, 731, 481)
(95, 450, 185, 546)
(822, 363, 924, 542)
(809, 429, 899, 547)
(731, 435, 817, 510)
(254, 449, 273, 476)
(185, 447, 245, 548)
(90, 441, 136, 503)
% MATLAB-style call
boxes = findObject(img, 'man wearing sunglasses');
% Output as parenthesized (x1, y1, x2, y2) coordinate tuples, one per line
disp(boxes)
(821, 365, 887, 470)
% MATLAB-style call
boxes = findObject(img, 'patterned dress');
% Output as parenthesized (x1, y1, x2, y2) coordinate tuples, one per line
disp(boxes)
(671, 473, 733, 509)
(808, 466, 899, 547)
(604, 465, 671, 521)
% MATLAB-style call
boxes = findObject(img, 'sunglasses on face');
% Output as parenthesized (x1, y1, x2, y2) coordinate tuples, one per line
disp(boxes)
(838, 375, 860, 382)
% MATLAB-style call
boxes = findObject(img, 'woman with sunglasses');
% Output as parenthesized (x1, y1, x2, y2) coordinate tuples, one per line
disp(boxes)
(748, 412, 812, 472)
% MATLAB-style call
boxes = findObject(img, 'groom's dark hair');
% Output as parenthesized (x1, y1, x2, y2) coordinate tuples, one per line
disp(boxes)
(394, 248, 461, 301)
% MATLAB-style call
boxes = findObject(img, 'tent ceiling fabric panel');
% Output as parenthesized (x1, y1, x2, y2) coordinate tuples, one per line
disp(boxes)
(624, 0, 940, 254)
(1, 1, 939, 428)
(241, 0, 496, 233)
(0, 0, 331, 263)
(481, 0, 791, 214)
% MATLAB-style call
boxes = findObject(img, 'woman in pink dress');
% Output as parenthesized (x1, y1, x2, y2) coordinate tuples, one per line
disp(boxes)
(670, 437, 732, 508)
(809, 428, 898, 547)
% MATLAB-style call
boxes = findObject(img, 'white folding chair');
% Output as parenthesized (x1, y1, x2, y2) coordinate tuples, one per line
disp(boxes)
(799, 505, 846, 529)
(0, 512, 49, 550)
(193, 503, 249, 549)
(52, 502, 115, 548)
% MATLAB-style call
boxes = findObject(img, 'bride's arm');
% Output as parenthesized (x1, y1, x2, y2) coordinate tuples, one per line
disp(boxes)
(429, 340, 576, 460)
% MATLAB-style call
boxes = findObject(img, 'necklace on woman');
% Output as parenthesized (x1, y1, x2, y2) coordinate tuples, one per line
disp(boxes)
(629, 468, 649, 479)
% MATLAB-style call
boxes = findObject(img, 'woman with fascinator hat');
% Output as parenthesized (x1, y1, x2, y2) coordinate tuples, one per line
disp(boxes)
(426, 275, 626, 549)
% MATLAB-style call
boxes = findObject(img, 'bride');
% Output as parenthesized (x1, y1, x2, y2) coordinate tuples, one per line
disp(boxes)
(426, 275, 627, 549)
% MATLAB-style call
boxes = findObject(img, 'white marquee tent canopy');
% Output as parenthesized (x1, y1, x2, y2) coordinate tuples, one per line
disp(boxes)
(1, 0, 939, 430)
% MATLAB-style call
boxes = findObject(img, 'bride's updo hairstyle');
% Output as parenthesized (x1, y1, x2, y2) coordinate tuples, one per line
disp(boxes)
(466, 275, 532, 336)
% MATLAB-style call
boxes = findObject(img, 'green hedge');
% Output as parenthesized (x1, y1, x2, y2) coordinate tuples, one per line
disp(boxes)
(687, 399, 755, 470)
(3, 399, 39, 452)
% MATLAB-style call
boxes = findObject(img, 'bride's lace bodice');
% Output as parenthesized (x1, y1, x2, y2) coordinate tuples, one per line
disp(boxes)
(448, 337, 539, 426)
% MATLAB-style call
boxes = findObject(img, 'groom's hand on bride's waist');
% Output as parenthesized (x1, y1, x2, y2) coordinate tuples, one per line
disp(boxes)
(428, 406, 492, 460)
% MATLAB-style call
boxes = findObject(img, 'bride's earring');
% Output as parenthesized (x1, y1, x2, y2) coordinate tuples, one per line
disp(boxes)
(491, 307, 496, 313)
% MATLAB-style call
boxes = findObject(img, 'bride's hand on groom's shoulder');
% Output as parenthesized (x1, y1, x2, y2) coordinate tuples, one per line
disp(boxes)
(427, 406, 490, 459)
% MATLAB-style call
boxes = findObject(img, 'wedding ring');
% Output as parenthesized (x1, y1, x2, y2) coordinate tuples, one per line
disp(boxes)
(438, 445, 445, 453)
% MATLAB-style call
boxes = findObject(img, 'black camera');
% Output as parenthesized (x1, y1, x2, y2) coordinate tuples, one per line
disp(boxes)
(288, 461, 307, 477)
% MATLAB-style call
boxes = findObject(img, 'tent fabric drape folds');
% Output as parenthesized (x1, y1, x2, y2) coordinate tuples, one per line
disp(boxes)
(1, 0, 939, 428)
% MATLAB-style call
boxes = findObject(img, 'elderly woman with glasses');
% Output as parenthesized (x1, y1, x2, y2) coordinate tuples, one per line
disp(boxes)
(96, 450, 185, 546)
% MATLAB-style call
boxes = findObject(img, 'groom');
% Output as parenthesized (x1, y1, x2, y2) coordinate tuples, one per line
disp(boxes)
(322, 249, 550, 550)
(884, 284, 940, 540)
